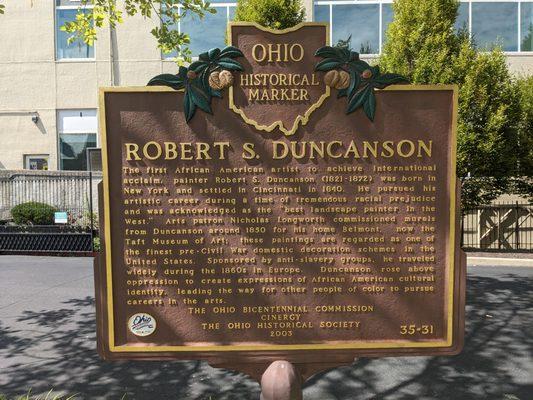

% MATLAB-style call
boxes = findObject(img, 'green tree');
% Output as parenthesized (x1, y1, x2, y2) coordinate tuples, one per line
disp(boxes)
(380, 0, 523, 209)
(234, 0, 305, 30)
(508, 75, 533, 201)
(521, 23, 533, 51)
(61, 0, 215, 63)
(0, 2, 4, 14)
(515, 76, 533, 175)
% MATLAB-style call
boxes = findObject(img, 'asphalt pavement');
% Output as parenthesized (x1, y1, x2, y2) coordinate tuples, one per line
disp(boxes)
(0, 255, 531, 399)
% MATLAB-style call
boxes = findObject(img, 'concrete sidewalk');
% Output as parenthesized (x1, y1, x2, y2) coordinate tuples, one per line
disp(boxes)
(468, 254, 533, 267)
(0, 255, 532, 399)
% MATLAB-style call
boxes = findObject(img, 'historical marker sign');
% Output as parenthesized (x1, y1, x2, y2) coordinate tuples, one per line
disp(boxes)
(95, 23, 465, 371)
(228, 23, 330, 135)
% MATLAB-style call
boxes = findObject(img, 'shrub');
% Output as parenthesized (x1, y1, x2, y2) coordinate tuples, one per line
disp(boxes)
(234, 0, 305, 30)
(514, 75, 533, 178)
(11, 202, 57, 225)
(70, 210, 99, 231)
(505, 75, 533, 203)
(93, 236, 101, 252)
(379, 0, 524, 208)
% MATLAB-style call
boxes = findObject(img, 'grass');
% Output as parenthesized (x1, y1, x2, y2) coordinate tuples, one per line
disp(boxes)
(0, 390, 78, 400)
(0, 391, 130, 400)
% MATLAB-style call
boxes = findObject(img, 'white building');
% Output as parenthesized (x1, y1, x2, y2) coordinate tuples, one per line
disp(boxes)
(0, 0, 531, 171)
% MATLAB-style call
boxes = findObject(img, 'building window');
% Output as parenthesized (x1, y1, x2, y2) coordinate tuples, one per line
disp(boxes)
(314, 4, 329, 26)
(24, 155, 49, 170)
(55, 0, 95, 60)
(455, 2, 469, 32)
(381, 3, 394, 47)
(333, 4, 380, 54)
(472, 2, 518, 51)
(58, 110, 97, 171)
(314, 1, 386, 54)
(162, 2, 237, 59)
(522, 2, 533, 51)
(314, 1, 533, 54)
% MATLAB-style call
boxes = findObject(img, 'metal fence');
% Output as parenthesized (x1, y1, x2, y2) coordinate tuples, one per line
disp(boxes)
(0, 170, 102, 253)
(462, 203, 533, 251)
(0, 170, 531, 253)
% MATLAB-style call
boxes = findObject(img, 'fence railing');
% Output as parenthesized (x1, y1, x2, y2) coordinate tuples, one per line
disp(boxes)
(0, 170, 101, 226)
(0, 170, 102, 253)
(0, 170, 531, 252)
(461, 203, 533, 251)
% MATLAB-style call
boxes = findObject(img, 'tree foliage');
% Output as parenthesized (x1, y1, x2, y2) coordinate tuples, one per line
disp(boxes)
(61, 0, 215, 63)
(514, 75, 533, 176)
(379, 0, 529, 209)
(380, 0, 461, 83)
(0, 2, 4, 14)
(508, 75, 533, 200)
(522, 23, 533, 51)
(234, 0, 305, 30)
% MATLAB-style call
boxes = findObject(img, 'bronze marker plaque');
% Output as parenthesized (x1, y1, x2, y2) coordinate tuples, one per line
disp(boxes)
(95, 23, 465, 370)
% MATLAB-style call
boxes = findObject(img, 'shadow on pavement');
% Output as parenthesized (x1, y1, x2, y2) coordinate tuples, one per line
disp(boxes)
(0, 296, 259, 399)
(0, 273, 532, 399)
(304, 273, 533, 400)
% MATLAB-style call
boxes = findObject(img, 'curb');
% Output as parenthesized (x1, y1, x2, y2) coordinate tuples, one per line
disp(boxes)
(467, 256, 533, 267)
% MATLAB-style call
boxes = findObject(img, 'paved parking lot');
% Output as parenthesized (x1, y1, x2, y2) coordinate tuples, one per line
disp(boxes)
(0, 255, 532, 399)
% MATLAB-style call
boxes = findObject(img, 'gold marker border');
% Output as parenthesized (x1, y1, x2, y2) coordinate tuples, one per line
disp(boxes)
(99, 84, 458, 353)
(227, 22, 331, 136)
